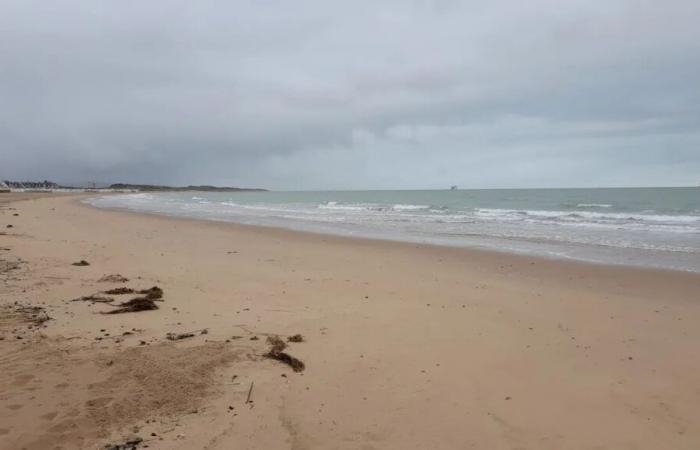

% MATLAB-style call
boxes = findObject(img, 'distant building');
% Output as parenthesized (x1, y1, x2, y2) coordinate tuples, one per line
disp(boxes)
(2, 180, 60, 190)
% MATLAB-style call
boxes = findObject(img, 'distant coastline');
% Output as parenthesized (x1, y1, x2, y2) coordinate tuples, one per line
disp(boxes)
(0, 180, 266, 193)
(107, 183, 267, 192)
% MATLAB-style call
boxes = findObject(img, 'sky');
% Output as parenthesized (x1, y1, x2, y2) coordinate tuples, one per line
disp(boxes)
(1, 0, 699, 190)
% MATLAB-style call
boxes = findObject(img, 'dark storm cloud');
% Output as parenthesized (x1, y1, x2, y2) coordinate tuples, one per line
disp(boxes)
(1, 0, 699, 188)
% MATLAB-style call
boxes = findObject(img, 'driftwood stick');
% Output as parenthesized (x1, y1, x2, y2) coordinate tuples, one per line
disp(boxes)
(246, 381, 254, 404)
(71, 295, 114, 303)
(165, 328, 208, 341)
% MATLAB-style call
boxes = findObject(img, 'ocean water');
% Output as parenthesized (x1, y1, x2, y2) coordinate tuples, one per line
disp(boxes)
(87, 188, 700, 272)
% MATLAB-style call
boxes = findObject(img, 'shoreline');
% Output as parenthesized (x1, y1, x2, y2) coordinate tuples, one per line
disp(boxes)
(79, 194, 700, 278)
(2, 192, 700, 449)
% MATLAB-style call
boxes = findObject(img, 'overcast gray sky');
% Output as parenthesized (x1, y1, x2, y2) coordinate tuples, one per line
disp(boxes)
(1, 0, 699, 189)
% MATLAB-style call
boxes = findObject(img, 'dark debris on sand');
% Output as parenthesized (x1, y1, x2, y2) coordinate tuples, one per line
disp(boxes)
(103, 297, 159, 314)
(103, 435, 142, 450)
(102, 286, 162, 300)
(138, 286, 163, 300)
(0, 258, 22, 274)
(165, 329, 207, 341)
(71, 295, 114, 303)
(8, 303, 52, 326)
(287, 334, 304, 343)
(103, 287, 135, 295)
(72, 260, 90, 266)
(264, 336, 305, 372)
(166, 331, 196, 341)
(98, 274, 129, 283)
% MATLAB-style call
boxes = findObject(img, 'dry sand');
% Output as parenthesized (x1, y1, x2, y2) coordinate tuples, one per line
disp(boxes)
(1, 192, 699, 449)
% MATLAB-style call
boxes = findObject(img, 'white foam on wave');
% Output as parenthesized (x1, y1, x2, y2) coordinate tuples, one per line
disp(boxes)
(126, 193, 154, 200)
(472, 208, 700, 233)
(318, 202, 431, 212)
(576, 203, 613, 208)
(475, 208, 699, 223)
(318, 202, 378, 211)
(391, 204, 430, 211)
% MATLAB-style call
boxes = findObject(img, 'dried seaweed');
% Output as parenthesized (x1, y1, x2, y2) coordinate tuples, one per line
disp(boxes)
(138, 286, 163, 300)
(103, 287, 135, 295)
(103, 297, 158, 314)
(264, 336, 305, 372)
(287, 334, 304, 343)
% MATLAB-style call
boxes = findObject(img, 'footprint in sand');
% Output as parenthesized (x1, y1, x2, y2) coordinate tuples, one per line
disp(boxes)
(13, 374, 34, 387)
(64, 408, 80, 418)
(54, 382, 69, 389)
(6, 404, 23, 410)
(85, 397, 113, 408)
(41, 411, 59, 421)
(0, 428, 9, 435)
(49, 419, 78, 433)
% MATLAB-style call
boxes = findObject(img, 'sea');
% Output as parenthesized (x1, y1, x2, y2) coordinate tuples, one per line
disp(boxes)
(86, 187, 700, 272)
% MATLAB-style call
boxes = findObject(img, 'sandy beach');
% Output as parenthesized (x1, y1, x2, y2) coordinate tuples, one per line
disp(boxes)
(1, 192, 699, 450)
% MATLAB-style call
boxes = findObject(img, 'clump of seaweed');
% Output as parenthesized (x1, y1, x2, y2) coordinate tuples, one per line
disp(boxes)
(103, 297, 158, 314)
(99, 286, 164, 314)
(103, 287, 135, 295)
(72, 260, 90, 266)
(138, 286, 163, 300)
(264, 336, 305, 372)
(287, 334, 304, 343)
(101, 286, 162, 300)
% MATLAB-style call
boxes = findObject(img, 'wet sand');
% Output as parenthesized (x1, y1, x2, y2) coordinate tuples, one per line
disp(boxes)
(1, 192, 699, 449)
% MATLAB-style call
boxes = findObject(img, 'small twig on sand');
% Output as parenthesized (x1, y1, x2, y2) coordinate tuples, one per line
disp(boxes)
(71, 295, 114, 303)
(166, 328, 208, 341)
(246, 381, 254, 404)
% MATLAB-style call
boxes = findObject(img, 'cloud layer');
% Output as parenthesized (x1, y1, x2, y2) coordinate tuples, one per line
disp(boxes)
(2, 0, 699, 188)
